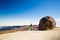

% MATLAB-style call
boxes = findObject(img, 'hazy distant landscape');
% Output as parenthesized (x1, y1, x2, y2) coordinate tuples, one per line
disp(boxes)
(0, 25, 60, 34)
(0, 25, 38, 34)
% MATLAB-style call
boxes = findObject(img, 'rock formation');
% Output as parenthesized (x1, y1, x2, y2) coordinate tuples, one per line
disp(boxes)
(38, 16, 56, 30)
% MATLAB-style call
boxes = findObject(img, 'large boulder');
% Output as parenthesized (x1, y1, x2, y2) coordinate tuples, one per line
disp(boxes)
(38, 16, 56, 30)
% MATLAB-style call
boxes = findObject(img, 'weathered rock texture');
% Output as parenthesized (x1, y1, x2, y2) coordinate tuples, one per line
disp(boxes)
(38, 16, 56, 30)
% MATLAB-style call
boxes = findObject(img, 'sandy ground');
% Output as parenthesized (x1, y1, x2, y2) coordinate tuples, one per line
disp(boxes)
(0, 30, 60, 40)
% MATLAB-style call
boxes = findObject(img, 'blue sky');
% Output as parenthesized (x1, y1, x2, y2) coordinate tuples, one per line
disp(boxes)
(0, 0, 60, 26)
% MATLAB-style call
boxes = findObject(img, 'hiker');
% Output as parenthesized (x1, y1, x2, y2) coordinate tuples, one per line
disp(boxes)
(29, 23, 33, 30)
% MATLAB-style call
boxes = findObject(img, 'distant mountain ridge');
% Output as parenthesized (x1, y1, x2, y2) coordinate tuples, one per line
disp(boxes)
(0, 25, 38, 31)
(0, 26, 22, 31)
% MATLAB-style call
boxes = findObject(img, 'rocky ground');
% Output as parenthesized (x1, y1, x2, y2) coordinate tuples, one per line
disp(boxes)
(0, 25, 60, 34)
(0, 27, 60, 40)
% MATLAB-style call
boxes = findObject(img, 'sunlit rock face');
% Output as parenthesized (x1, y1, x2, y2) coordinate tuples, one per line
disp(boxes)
(38, 16, 56, 30)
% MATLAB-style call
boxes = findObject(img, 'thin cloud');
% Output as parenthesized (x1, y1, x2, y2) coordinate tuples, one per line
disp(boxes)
(55, 17, 60, 22)
(55, 17, 60, 27)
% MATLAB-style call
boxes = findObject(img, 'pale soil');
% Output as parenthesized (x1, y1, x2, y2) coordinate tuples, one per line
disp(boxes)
(0, 27, 60, 40)
(0, 29, 60, 40)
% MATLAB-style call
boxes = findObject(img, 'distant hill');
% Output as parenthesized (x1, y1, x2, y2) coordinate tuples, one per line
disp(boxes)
(0, 25, 38, 34)
(0, 25, 60, 34)
(0, 26, 22, 31)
